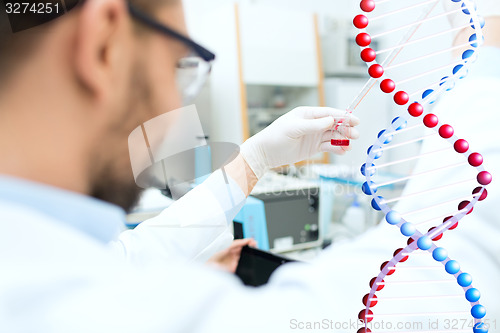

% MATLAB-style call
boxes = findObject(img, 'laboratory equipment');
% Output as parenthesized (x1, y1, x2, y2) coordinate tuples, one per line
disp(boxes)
(346, 0, 491, 332)
(252, 186, 320, 253)
(235, 174, 321, 253)
(233, 197, 270, 251)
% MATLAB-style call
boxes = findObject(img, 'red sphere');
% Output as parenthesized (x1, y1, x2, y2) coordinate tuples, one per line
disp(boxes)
(468, 153, 483, 167)
(407, 237, 415, 246)
(473, 187, 488, 201)
(458, 200, 473, 214)
(369, 277, 385, 291)
(454, 139, 469, 153)
(368, 64, 384, 78)
(358, 309, 374, 323)
(363, 294, 378, 307)
(393, 248, 409, 262)
(380, 79, 396, 93)
(356, 33, 372, 47)
(423, 114, 439, 128)
(360, 0, 376, 12)
(354, 15, 369, 29)
(439, 124, 454, 138)
(428, 227, 443, 241)
(357, 329, 372, 333)
(380, 261, 396, 275)
(361, 48, 376, 63)
(408, 103, 423, 117)
(477, 171, 492, 186)
(394, 91, 409, 105)
(444, 216, 459, 230)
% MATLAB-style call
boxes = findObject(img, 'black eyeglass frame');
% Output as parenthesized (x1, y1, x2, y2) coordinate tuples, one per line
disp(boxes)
(127, 2, 216, 63)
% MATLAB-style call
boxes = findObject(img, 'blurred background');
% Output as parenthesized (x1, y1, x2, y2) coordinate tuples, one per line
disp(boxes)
(132, 0, 457, 259)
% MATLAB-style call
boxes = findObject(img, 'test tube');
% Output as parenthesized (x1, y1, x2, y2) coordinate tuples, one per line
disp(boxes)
(331, 114, 351, 147)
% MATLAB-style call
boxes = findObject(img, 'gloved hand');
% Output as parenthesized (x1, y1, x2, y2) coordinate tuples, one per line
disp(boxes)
(240, 107, 360, 179)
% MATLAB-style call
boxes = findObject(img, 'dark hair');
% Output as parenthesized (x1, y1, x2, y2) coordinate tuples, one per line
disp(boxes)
(0, 0, 175, 86)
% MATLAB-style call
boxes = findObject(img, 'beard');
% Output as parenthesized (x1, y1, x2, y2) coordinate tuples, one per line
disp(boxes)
(90, 164, 143, 213)
(89, 63, 153, 213)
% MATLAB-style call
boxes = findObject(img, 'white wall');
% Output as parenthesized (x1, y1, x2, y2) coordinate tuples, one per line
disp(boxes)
(183, 0, 458, 173)
(184, 0, 357, 20)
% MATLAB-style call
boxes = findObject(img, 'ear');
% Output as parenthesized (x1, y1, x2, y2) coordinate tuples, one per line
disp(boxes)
(73, 0, 131, 100)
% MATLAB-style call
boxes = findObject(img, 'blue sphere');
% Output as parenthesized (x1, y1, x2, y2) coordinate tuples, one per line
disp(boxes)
(462, 49, 475, 60)
(462, 2, 477, 15)
(392, 117, 407, 131)
(466, 288, 481, 302)
(445, 260, 461, 274)
(469, 34, 479, 48)
(453, 64, 468, 79)
(422, 89, 436, 104)
(371, 196, 384, 211)
(432, 247, 448, 262)
(378, 130, 393, 144)
(362, 182, 377, 195)
(417, 236, 432, 250)
(386, 211, 401, 225)
(453, 64, 463, 75)
(360, 163, 376, 177)
(367, 146, 383, 159)
(401, 222, 416, 236)
(440, 76, 456, 91)
(471, 304, 487, 319)
(471, 16, 486, 29)
(458, 273, 473, 287)
(474, 322, 489, 333)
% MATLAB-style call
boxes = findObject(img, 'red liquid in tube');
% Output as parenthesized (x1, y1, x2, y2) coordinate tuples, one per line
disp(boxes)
(331, 139, 350, 146)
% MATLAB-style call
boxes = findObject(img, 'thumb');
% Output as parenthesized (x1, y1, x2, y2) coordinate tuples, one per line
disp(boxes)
(299, 116, 335, 135)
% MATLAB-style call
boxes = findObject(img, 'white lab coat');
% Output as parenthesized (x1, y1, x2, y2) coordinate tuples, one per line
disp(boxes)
(0, 171, 372, 333)
(1, 48, 500, 332)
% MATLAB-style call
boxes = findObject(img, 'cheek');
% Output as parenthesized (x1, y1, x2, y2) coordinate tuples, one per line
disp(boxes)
(146, 55, 183, 116)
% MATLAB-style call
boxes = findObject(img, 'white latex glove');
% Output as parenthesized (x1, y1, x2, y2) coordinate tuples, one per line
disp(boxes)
(240, 107, 360, 179)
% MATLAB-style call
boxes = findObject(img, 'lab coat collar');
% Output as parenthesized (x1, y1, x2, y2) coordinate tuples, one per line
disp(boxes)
(0, 175, 125, 244)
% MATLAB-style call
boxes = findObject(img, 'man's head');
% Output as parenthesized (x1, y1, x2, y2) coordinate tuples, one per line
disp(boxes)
(0, 0, 193, 211)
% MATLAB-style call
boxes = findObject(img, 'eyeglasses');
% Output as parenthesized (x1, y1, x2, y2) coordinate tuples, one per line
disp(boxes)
(128, 3, 216, 105)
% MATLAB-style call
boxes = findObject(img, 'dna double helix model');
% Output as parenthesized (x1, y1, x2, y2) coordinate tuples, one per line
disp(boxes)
(339, 0, 491, 332)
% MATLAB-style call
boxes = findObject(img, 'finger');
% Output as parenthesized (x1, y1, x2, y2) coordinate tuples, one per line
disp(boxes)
(346, 114, 361, 127)
(339, 125, 360, 140)
(234, 238, 256, 248)
(333, 115, 360, 127)
(300, 116, 335, 134)
(321, 126, 360, 141)
(295, 107, 360, 128)
(320, 141, 352, 154)
(296, 107, 348, 120)
(321, 130, 332, 142)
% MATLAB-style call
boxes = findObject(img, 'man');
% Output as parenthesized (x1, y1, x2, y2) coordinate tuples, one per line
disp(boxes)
(0, 0, 360, 332)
